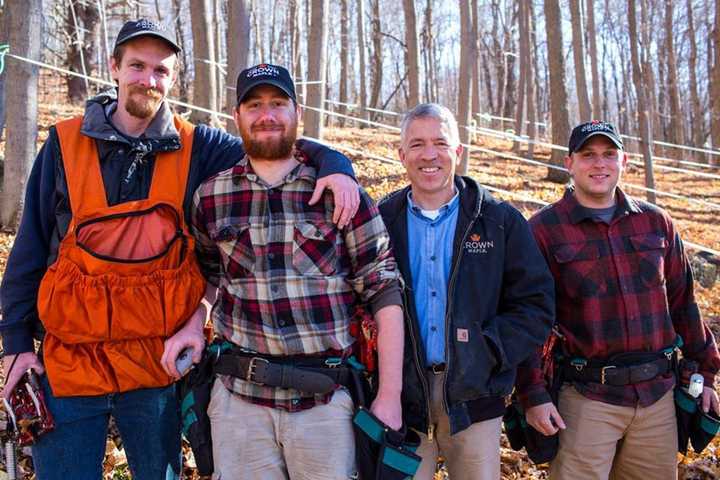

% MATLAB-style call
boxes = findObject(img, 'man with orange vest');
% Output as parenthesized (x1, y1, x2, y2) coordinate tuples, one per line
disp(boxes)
(0, 19, 358, 479)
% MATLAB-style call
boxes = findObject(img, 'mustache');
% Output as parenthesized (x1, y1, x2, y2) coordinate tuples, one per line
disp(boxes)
(128, 85, 162, 99)
(250, 122, 283, 131)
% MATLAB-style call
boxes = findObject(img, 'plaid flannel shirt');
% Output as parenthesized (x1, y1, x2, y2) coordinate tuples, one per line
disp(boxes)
(516, 188, 720, 409)
(191, 153, 400, 411)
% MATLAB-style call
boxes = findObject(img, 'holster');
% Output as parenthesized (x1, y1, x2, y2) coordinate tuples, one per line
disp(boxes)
(675, 359, 720, 455)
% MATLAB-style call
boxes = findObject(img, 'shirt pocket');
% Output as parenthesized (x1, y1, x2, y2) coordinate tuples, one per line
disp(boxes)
(210, 223, 255, 278)
(292, 221, 338, 276)
(628, 233, 667, 288)
(552, 241, 606, 299)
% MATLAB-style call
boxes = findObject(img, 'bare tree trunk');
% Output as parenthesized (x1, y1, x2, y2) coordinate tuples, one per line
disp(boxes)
(640, 0, 660, 154)
(710, 0, 720, 163)
(0, 7, 10, 142)
(303, 0, 329, 139)
(628, 0, 657, 203)
(403, 0, 421, 107)
(501, 6, 517, 120)
(369, 0, 383, 113)
(543, 0, 571, 183)
(66, 1, 100, 103)
(457, 0, 475, 175)
(686, 0, 706, 162)
(338, 0, 349, 127)
(492, 0, 504, 119)
(356, 0, 368, 126)
(526, 0, 538, 159)
(471, 0, 480, 118)
(569, 0, 591, 121)
(190, 0, 218, 125)
(586, 0, 601, 119)
(226, 0, 251, 135)
(1, 0, 41, 229)
(663, 0, 684, 159)
(514, 0, 529, 153)
(173, 0, 191, 113)
(422, 0, 435, 103)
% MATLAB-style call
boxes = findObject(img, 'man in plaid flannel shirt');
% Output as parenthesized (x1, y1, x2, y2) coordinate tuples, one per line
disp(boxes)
(174, 64, 404, 479)
(516, 121, 720, 479)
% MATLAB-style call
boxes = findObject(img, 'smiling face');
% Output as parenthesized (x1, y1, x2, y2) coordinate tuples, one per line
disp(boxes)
(234, 84, 300, 161)
(398, 116, 463, 209)
(110, 36, 177, 119)
(565, 135, 628, 208)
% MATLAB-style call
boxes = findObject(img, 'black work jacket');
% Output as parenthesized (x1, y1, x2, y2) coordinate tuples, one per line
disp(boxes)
(378, 176, 555, 435)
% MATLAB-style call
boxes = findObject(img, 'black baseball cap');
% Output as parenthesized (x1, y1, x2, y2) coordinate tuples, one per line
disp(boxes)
(115, 19, 181, 53)
(236, 64, 297, 105)
(568, 121, 624, 154)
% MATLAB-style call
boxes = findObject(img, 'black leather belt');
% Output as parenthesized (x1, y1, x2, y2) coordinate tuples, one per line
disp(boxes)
(214, 353, 350, 395)
(561, 356, 672, 386)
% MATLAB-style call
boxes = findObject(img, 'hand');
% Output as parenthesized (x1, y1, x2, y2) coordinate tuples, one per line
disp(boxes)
(1, 352, 44, 399)
(525, 402, 566, 436)
(370, 392, 402, 431)
(308, 173, 360, 229)
(702, 386, 720, 416)
(161, 305, 206, 379)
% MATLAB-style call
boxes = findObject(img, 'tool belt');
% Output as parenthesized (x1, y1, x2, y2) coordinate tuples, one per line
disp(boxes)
(560, 337, 682, 386)
(214, 350, 352, 395)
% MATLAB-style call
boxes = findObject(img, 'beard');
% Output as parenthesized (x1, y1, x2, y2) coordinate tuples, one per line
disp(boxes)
(124, 85, 164, 119)
(238, 118, 298, 160)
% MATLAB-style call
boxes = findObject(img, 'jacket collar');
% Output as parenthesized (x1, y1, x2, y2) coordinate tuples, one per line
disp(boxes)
(80, 89, 181, 152)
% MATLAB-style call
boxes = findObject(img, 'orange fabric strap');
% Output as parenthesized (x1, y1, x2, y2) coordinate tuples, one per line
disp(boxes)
(54, 114, 195, 226)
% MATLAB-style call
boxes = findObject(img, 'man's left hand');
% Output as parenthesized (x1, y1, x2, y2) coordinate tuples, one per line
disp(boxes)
(308, 174, 359, 229)
(370, 393, 402, 431)
(702, 385, 720, 415)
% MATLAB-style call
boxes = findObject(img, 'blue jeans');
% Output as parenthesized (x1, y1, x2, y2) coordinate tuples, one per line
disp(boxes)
(32, 376, 181, 480)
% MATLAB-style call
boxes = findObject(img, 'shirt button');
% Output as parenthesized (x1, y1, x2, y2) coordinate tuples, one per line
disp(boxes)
(431, 291, 437, 297)
(271, 285, 279, 292)
(278, 318, 286, 326)
(268, 253, 275, 260)
(430, 255, 437, 261)
(430, 326, 437, 332)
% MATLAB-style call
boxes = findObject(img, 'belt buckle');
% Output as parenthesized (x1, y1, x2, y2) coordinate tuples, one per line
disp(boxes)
(246, 357, 270, 385)
(601, 365, 616, 385)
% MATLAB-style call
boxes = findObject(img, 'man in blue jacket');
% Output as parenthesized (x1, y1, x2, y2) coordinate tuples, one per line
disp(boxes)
(0, 19, 358, 479)
(378, 103, 554, 479)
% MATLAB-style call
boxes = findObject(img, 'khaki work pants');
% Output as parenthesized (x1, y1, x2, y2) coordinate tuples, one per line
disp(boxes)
(550, 385, 678, 480)
(208, 381, 356, 480)
(414, 372, 503, 480)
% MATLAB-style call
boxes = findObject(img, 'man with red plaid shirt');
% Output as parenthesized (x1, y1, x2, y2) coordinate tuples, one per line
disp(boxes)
(172, 64, 404, 479)
(516, 121, 720, 479)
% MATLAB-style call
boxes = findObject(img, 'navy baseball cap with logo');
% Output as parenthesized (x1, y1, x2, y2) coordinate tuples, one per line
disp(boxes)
(236, 64, 297, 105)
(568, 121, 624, 154)
(115, 19, 181, 53)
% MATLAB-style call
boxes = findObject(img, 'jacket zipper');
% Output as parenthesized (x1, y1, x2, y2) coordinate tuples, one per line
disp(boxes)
(441, 217, 477, 416)
(402, 289, 434, 441)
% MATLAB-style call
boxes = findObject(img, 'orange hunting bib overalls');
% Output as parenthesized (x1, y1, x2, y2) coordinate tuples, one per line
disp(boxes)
(37, 115, 205, 396)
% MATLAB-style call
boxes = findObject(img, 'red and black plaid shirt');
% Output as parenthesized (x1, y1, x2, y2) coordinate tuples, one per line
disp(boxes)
(516, 188, 720, 409)
(191, 153, 400, 411)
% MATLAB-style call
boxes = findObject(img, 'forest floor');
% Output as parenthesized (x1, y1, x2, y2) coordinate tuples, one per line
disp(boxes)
(0, 98, 718, 479)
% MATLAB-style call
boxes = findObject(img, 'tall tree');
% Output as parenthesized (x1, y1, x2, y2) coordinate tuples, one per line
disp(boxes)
(190, 0, 218, 125)
(369, 0, 383, 113)
(628, 0, 657, 203)
(586, 0, 601, 119)
(569, 0, 592, 121)
(514, 0, 529, 153)
(710, 0, 720, 163)
(339, 0, 350, 126)
(526, 0, 538, 159)
(66, 1, 100, 103)
(686, 0, 706, 162)
(402, 0, 421, 107)
(225, 0, 251, 135)
(304, 0, 329, 139)
(457, 0, 475, 174)
(357, 0, 368, 125)
(1, 0, 42, 228)
(543, 0, 571, 183)
(664, 0, 684, 158)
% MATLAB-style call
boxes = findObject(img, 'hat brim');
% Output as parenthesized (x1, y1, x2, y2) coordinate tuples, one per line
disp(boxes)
(572, 131, 624, 153)
(116, 31, 181, 53)
(237, 79, 296, 105)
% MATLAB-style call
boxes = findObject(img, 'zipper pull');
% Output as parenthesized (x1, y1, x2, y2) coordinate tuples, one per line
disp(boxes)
(428, 424, 434, 442)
